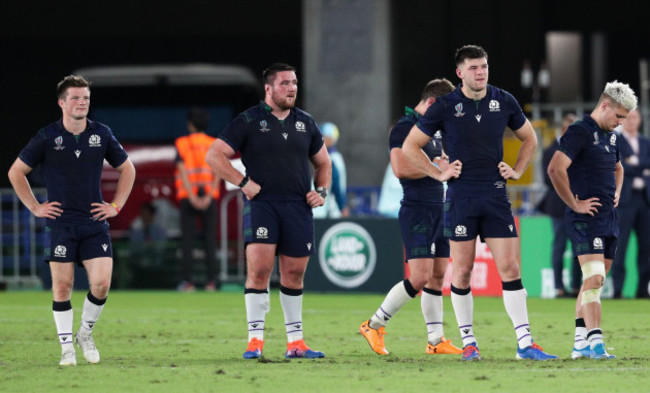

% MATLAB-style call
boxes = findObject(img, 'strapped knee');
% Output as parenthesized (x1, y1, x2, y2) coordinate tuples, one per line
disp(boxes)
(581, 261, 605, 305)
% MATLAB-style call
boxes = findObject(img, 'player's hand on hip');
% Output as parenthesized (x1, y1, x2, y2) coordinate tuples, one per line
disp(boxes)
(498, 161, 520, 180)
(438, 159, 462, 182)
(91, 202, 118, 221)
(242, 179, 261, 200)
(32, 201, 63, 219)
(574, 194, 601, 216)
(306, 190, 325, 208)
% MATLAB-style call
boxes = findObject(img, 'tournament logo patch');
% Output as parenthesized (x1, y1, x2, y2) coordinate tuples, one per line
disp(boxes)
(53, 136, 65, 151)
(489, 100, 501, 112)
(319, 222, 377, 289)
(54, 245, 67, 258)
(454, 225, 467, 237)
(259, 120, 270, 132)
(295, 121, 306, 132)
(256, 227, 268, 239)
(89, 134, 101, 147)
(593, 131, 599, 145)
(454, 103, 465, 118)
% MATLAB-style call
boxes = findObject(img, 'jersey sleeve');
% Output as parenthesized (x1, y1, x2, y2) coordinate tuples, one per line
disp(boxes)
(104, 128, 129, 168)
(218, 115, 247, 153)
(18, 129, 48, 169)
(417, 100, 444, 137)
(558, 125, 587, 161)
(388, 122, 409, 150)
(504, 91, 527, 131)
(309, 121, 325, 156)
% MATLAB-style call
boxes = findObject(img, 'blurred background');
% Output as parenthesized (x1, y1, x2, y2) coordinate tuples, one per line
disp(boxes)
(2, 0, 649, 297)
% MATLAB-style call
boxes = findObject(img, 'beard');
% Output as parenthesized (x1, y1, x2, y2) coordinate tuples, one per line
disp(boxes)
(271, 92, 296, 111)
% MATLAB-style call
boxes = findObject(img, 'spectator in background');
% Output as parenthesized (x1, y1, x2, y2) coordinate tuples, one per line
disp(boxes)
(175, 108, 221, 292)
(612, 108, 650, 299)
(313, 122, 349, 218)
(539, 113, 581, 297)
(129, 202, 167, 268)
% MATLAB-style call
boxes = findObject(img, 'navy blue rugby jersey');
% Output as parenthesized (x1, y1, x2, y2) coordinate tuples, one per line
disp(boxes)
(219, 101, 324, 201)
(558, 114, 620, 213)
(19, 119, 128, 227)
(417, 85, 527, 195)
(389, 106, 444, 206)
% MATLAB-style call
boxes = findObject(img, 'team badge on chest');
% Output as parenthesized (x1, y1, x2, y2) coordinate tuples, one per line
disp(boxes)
(295, 121, 306, 132)
(89, 134, 101, 147)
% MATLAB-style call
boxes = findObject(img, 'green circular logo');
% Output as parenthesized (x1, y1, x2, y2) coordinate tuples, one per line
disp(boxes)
(319, 222, 376, 288)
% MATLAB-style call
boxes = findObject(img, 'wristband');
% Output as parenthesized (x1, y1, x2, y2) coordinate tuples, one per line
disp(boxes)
(316, 187, 328, 199)
(238, 176, 250, 188)
(111, 202, 121, 214)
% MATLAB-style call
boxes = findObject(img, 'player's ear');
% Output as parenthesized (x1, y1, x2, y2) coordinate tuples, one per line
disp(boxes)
(455, 68, 463, 79)
(428, 97, 436, 106)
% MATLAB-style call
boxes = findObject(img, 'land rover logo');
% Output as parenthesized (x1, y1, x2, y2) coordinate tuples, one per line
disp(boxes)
(318, 222, 376, 288)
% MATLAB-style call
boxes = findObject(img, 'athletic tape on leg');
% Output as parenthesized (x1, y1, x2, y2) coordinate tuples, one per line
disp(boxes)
(581, 260, 605, 305)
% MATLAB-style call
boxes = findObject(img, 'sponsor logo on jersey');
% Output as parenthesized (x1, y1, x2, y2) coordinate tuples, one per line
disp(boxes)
(489, 100, 501, 112)
(508, 224, 514, 232)
(454, 225, 467, 237)
(319, 222, 377, 288)
(102, 244, 108, 252)
(74, 150, 81, 158)
(54, 245, 67, 258)
(454, 103, 465, 117)
(593, 237, 603, 250)
(282, 133, 288, 140)
(256, 227, 268, 239)
(475, 114, 482, 122)
(259, 120, 270, 132)
(494, 181, 506, 189)
(295, 121, 306, 132)
(307, 242, 312, 251)
(89, 134, 101, 147)
(53, 136, 65, 151)
(430, 243, 436, 256)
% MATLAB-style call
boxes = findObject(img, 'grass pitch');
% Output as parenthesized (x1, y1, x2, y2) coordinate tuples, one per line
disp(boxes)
(1, 290, 649, 393)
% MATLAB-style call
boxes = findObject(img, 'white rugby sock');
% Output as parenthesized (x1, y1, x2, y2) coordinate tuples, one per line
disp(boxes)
(245, 289, 268, 341)
(370, 280, 417, 329)
(574, 318, 588, 350)
(81, 291, 106, 332)
(588, 328, 604, 349)
(280, 286, 304, 343)
(421, 288, 444, 345)
(502, 280, 532, 349)
(451, 285, 475, 347)
(53, 300, 74, 352)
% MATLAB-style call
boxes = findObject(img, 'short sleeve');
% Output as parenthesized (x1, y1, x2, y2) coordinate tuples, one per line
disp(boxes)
(504, 91, 527, 131)
(558, 126, 587, 161)
(309, 121, 324, 156)
(104, 127, 128, 168)
(218, 115, 247, 153)
(417, 100, 444, 137)
(389, 122, 410, 150)
(18, 129, 48, 169)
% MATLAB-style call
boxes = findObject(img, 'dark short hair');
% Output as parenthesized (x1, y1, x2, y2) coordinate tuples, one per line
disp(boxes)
(454, 45, 488, 66)
(187, 107, 210, 131)
(262, 63, 296, 85)
(420, 78, 455, 101)
(57, 75, 90, 100)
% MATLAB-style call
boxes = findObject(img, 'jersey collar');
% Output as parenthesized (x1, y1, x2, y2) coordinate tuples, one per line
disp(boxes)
(404, 106, 420, 120)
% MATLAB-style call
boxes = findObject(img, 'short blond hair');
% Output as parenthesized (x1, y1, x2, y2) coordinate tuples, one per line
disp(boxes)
(601, 80, 637, 111)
